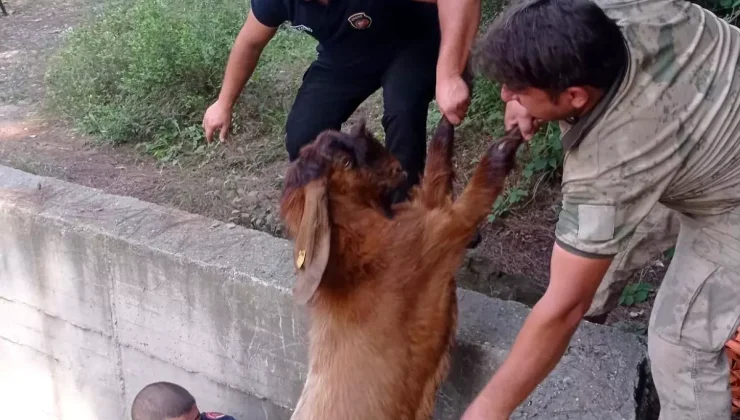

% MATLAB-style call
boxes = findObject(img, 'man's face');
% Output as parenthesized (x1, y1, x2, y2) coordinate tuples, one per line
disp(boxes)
(501, 85, 584, 122)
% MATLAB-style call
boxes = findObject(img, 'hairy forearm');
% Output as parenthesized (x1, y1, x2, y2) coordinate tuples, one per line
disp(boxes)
(478, 299, 584, 415)
(436, 0, 480, 78)
(217, 33, 266, 108)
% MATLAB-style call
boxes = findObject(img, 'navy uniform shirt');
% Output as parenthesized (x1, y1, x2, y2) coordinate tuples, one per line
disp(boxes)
(250, 0, 424, 64)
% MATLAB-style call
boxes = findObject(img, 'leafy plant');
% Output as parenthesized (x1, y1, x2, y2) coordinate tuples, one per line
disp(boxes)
(487, 122, 563, 221)
(521, 123, 563, 179)
(489, 187, 527, 219)
(619, 282, 654, 307)
(664, 246, 676, 259)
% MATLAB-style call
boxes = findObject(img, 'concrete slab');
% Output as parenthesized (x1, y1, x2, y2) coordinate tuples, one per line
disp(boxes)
(0, 164, 650, 419)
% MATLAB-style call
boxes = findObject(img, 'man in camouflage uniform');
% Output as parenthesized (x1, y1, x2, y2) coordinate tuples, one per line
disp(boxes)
(461, 0, 740, 418)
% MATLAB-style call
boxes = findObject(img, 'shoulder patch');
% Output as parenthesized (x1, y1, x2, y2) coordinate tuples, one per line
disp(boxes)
(577, 204, 616, 242)
(348, 12, 372, 29)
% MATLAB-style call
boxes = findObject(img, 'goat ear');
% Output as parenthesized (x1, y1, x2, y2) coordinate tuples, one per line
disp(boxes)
(292, 179, 331, 305)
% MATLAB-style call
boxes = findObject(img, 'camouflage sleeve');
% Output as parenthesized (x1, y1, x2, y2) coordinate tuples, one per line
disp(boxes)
(553, 132, 674, 258)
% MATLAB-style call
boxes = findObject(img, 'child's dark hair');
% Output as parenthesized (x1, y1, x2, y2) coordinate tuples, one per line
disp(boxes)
(131, 382, 197, 420)
(474, 0, 627, 94)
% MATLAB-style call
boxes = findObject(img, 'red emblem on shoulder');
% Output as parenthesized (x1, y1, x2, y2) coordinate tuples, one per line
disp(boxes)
(348, 12, 372, 29)
(204, 413, 226, 419)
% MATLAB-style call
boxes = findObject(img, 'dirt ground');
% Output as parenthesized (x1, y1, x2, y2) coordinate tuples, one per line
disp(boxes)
(0, 0, 667, 331)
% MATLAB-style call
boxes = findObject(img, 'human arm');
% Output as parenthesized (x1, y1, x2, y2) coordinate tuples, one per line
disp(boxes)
(461, 243, 612, 419)
(434, 0, 481, 125)
(462, 106, 680, 417)
(203, 11, 279, 143)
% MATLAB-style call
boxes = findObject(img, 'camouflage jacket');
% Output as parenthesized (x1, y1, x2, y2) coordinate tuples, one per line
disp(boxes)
(555, 0, 740, 257)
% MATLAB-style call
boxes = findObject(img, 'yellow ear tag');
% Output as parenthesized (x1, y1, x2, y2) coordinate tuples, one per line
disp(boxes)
(296, 249, 306, 269)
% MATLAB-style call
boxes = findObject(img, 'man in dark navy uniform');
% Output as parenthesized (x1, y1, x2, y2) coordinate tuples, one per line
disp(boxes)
(131, 381, 237, 420)
(202, 0, 480, 204)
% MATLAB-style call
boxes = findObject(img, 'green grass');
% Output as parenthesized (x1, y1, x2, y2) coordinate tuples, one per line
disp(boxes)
(45, 0, 317, 164)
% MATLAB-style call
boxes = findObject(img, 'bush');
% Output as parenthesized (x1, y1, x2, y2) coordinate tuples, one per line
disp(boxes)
(46, 0, 317, 162)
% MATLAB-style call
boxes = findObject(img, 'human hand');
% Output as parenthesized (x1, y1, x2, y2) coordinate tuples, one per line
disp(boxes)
(203, 100, 233, 143)
(503, 100, 542, 141)
(436, 73, 471, 126)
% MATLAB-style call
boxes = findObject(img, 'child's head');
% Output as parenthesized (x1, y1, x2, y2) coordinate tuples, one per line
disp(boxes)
(131, 382, 199, 420)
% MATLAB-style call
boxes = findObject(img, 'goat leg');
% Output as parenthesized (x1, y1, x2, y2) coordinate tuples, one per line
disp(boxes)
(417, 64, 474, 210)
(419, 116, 456, 209)
(447, 127, 523, 239)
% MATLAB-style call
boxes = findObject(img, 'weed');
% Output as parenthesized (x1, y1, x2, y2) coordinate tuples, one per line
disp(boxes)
(619, 282, 654, 307)
(664, 247, 676, 259)
(488, 121, 563, 221)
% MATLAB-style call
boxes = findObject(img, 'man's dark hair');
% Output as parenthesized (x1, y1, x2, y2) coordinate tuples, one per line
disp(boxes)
(131, 382, 197, 420)
(474, 0, 627, 94)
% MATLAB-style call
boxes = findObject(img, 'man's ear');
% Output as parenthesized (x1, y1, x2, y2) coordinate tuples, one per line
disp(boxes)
(292, 179, 331, 305)
(564, 86, 591, 110)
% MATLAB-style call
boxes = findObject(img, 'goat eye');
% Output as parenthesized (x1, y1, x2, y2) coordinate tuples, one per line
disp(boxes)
(342, 157, 352, 169)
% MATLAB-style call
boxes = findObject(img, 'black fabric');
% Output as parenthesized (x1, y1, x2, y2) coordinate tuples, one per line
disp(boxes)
(250, 0, 418, 61)
(284, 2, 440, 201)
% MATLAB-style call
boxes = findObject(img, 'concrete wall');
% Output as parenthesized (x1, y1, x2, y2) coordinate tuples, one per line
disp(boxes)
(0, 165, 651, 420)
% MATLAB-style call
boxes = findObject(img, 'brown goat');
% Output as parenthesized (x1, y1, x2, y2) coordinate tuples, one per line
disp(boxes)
(279, 117, 523, 420)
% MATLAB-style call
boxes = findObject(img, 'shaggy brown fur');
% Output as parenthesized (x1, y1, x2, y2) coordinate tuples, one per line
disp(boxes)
(279, 116, 523, 420)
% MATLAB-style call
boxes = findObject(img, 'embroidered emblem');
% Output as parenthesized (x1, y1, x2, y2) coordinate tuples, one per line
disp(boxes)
(288, 24, 313, 33)
(348, 12, 372, 29)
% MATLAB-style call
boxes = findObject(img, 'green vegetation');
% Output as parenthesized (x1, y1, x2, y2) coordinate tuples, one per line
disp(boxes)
(40, 0, 566, 219)
(45, 0, 740, 220)
(453, 76, 564, 221)
(488, 122, 563, 221)
(46, 0, 317, 165)
(619, 282, 654, 307)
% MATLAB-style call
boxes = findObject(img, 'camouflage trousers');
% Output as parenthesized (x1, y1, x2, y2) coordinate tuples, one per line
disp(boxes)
(586, 203, 740, 419)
